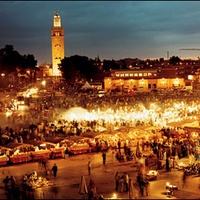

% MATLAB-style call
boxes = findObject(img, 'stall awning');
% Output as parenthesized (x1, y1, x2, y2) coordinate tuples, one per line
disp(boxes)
(4, 142, 33, 150)
(184, 126, 200, 133)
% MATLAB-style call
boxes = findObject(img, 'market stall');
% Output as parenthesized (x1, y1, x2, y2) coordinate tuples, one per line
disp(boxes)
(4, 143, 32, 164)
(63, 136, 91, 155)
(80, 131, 101, 152)
(68, 139, 90, 155)
(45, 143, 65, 159)
(0, 146, 9, 165)
(25, 140, 52, 161)
(94, 132, 119, 150)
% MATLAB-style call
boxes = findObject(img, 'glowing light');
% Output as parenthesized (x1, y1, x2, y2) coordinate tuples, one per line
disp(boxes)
(14, 149, 20, 155)
(41, 80, 46, 86)
(111, 193, 117, 199)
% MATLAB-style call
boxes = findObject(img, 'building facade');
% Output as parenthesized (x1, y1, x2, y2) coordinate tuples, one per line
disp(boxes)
(51, 11, 64, 76)
(104, 69, 186, 91)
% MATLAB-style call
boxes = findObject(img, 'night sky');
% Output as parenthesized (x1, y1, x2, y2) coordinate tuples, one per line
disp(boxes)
(1, 1, 200, 65)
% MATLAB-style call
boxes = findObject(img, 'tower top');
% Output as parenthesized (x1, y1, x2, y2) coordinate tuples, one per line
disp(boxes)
(53, 11, 61, 27)
(54, 11, 58, 16)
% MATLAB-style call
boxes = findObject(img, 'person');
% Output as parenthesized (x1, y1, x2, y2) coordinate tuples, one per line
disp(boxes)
(102, 151, 106, 165)
(3, 176, 10, 194)
(88, 161, 91, 175)
(114, 172, 120, 191)
(88, 179, 96, 199)
(124, 172, 129, 192)
(52, 163, 58, 177)
(10, 175, 16, 192)
(182, 167, 187, 188)
(142, 177, 149, 196)
(166, 157, 170, 172)
(118, 139, 121, 152)
(42, 157, 47, 171)
(136, 173, 144, 197)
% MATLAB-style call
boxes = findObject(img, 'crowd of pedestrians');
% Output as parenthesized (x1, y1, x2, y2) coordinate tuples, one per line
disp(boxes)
(0, 81, 200, 199)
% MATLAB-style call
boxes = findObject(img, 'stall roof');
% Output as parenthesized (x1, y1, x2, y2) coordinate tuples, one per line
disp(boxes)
(184, 127, 200, 132)
(45, 137, 65, 144)
(25, 140, 45, 146)
(0, 145, 10, 150)
(81, 132, 100, 138)
(167, 119, 197, 128)
(4, 142, 33, 149)
(66, 136, 84, 141)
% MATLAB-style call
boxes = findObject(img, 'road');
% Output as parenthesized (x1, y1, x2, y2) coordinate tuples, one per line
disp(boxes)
(0, 150, 199, 199)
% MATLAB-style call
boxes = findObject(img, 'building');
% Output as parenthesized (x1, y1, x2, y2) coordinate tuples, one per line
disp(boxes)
(51, 11, 64, 76)
(104, 68, 186, 92)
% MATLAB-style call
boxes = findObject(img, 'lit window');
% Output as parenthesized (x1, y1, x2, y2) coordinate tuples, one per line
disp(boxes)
(143, 73, 147, 76)
(125, 73, 129, 77)
(134, 73, 138, 77)
(139, 73, 142, 77)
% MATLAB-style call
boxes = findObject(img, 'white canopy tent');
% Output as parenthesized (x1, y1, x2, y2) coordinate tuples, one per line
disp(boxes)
(81, 81, 93, 90)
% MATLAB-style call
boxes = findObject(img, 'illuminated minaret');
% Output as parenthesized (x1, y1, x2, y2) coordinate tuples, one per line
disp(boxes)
(51, 11, 64, 76)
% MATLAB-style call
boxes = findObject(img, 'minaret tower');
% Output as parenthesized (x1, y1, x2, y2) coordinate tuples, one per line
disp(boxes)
(51, 11, 64, 76)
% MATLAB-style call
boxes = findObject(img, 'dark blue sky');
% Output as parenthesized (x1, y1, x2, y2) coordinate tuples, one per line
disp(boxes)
(1, 1, 200, 65)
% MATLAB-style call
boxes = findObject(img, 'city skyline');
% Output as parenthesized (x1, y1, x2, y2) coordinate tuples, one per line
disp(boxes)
(1, 1, 200, 65)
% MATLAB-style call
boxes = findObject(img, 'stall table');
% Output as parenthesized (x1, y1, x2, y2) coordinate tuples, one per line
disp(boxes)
(51, 148, 65, 158)
(31, 150, 51, 160)
(10, 153, 29, 164)
(69, 143, 90, 155)
(0, 155, 9, 165)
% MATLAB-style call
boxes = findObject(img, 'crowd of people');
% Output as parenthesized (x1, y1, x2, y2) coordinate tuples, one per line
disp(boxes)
(0, 81, 199, 199)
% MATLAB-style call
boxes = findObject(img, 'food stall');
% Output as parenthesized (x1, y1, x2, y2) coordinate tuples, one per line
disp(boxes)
(80, 132, 100, 152)
(26, 140, 51, 161)
(0, 146, 9, 165)
(65, 136, 90, 155)
(94, 132, 119, 150)
(45, 137, 66, 158)
(69, 140, 90, 155)
(4, 143, 32, 164)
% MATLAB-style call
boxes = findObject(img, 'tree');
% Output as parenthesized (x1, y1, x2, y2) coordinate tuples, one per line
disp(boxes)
(169, 56, 181, 65)
(0, 45, 22, 74)
(59, 56, 80, 82)
(21, 54, 38, 82)
(102, 60, 120, 71)
(59, 55, 103, 82)
(0, 45, 38, 86)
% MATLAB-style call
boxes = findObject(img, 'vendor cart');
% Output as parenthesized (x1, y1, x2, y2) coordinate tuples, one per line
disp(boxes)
(146, 170, 159, 181)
